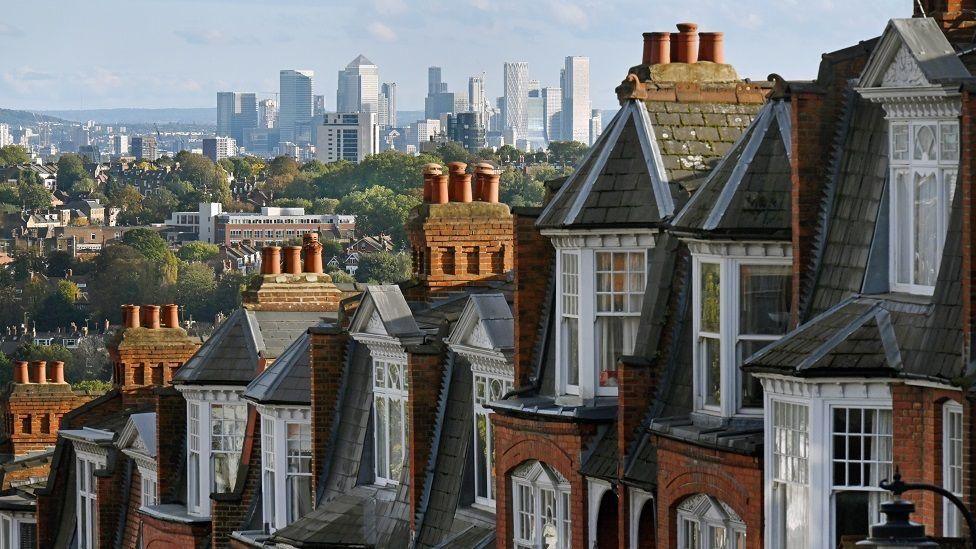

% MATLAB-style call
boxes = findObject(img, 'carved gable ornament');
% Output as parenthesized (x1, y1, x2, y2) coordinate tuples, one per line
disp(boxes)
(365, 310, 386, 335)
(465, 322, 493, 350)
(880, 45, 928, 88)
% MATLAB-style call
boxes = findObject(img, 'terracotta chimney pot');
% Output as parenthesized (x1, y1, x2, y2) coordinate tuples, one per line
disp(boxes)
(31, 361, 47, 384)
(673, 22, 699, 63)
(422, 163, 443, 203)
(474, 163, 494, 201)
(447, 162, 468, 202)
(263, 246, 282, 275)
(125, 305, 141, 329)
(14, 361, 28, 384)
(698, 32, 725, 63)
(458, 173, 473, 203)
(302, 233, 324, 274)
(143, 305, 161, 329)
(162, 304, 180, 328)
(283, 246, 302, 275)
(434, 174, 450, 205)
(485, 172, 501, 204)
(50, 361, 65, 384)
(644, 32, 671, 65)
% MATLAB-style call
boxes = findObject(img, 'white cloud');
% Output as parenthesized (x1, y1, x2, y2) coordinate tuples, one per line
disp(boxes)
(551, 1, 589, 29)
(374, 0, 407, 14)
(0, 22, 23, 37)
(368, 21, 397, 42)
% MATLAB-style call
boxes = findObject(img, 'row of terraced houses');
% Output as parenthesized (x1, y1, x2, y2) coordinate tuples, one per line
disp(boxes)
(0, 2, 975, 547)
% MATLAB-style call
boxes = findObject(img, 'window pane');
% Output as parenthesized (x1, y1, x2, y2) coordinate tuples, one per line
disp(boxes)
(563, 317, 579, 386)
(737, 340, 767, 408)
(541, 489, 557, 547)
(702, 337, 721, 407)
(596, 316, 638, 387)
(894, 169, 912, 284)
(914, 170, 939, 286)
(941, 123, 959, 162)
(891, 123, 908, 161)
(913, 124, 937, 161)
(739, 264, 791, 335)
(475, 413, 489, 499)
(700, 263, 720, 333)
(389, 397, 404, 480)
(375, 396, 388, 479)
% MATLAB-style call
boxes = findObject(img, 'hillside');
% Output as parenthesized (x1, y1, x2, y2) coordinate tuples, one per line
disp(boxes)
(40, 107, 216, 125)
(0, 108, 70, 126)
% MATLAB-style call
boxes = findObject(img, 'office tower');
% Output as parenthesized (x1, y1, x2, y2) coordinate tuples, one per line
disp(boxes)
(78, 145, 100, 163)
(379, 82, 397, 128)
(316, 112, 379, 163)
(562, 56, 591, 144)
(336, 55, 380, 115)
(542, 87, 563, 143)
(503, 62, 529, 139)
(453, 92, 468, 116)
(446, 112, 486, 153)
(0, 124, 11, 148)
(314, 95, 326, 116)
(428, 66, 447, 95)
(113, 134, 129, 156)
(406, 119, 441, 149)
(216, 92, 257, 144)
(425, 92, 456, 120)
(527, 89, 544, 141)
(203, 136, 236, 162)
(258, 99, 278, 129)
(279, 70, 314, 145)
(589, 109, 603, 146)
(468, 75, 485, 114)
(131, 136, 157, 161)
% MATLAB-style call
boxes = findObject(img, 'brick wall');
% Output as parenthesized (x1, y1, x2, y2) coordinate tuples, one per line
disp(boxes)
(95, 458, 126, 549)
(308, 326, 348, 496)
(121, 465, 145, 549)
(155, 386, 187, 504)
(493, 412, 599, 549)
(212, 406, 262, 548)
(915, 1, 976, 42)
(653, 435, 764, 549)
(3, 383, 92, 456)
(405, 345, 447, 533)
(512, 208, 553, 388)
(107, 326, 200, 407)
(891, 383, 969, 537)
(140, 512, 211, 548)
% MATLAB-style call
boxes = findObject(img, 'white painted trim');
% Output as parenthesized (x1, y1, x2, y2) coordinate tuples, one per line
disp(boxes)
(567, 102, 632, 224)
(628, 489, 653, 549)
(704, 107, 772, 231)
(587, 478, 613, 549)
(943, 400, 964, 537)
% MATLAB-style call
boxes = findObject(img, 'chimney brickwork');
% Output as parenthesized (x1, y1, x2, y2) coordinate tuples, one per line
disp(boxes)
(244, 234, 343, 312)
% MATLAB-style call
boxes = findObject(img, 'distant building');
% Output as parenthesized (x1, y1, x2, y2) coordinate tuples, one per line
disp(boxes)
(446, 112, 487, 153)
(78, 144, 100, 163)
(379, 82, 397, 128)
(503, 61, 529, 139)
(527, 88, 545, 143)
(428, 66, 447, 95)
(164, 202, 356, 246)
(313, 94, 326, 116)
(468, 75, 486, 114)
(405, 119, 441, 149)
(113, 134, 129, 156)
(336, 55, 379, 115)
(130, 136, 157, 161)
(0, 124, 10, 148)
(315, 112, 379, 164)
(202, 136, 237, 162)
(216, 92, 258, 144)
(279, 70, 314, 145)
(258, 98, 278, 129)
(425, 91, 456, 120)
(589, 109, 603, 146)
(562, 56, 591, 143)
(542, 86, 563, 143)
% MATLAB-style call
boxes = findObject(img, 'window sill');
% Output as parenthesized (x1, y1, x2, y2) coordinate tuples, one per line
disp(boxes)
(230, 530, 270, 547)
(139, 503, 213, 524)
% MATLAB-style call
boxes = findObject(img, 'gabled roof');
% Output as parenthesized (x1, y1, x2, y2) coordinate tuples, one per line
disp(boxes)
(536, 99, 674, 229)
(348, 285, 422, 339)
(670, 99, 793, 239)
(243, 331, 312, 406)
(446, 293, 514, 353)
(858, 18, 970, 89)
(116, 412, 157, 458)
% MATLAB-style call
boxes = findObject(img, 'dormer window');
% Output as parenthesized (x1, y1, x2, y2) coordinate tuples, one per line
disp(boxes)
(554, 236, 651, 398)
(692, 245, 791, 416)
(888, 119, 958, 294)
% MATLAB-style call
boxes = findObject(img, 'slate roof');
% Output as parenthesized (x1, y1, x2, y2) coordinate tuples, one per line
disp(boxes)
(670, 99, 793, 239)
(857, 18, 971, 88)
(173, 308, 331, 386)
(356, 285, 423, 339)
(242, 330, 313, 406)
(579, 426, 617, 481)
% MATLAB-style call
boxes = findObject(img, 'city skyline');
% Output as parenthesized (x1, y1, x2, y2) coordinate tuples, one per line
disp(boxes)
(0, 0, 895, 111)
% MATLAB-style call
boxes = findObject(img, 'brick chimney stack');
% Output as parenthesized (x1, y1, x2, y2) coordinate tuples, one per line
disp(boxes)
(915, 0, 976, 42)
(242, 239, 343, 312)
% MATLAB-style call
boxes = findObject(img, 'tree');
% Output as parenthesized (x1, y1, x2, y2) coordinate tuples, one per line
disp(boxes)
(435, 142, 471, 165)
(211, 271, 246, 316)
(177, 241, 220, 263)
(0, 352, 11, 387)
(174, 263, 218, 321)
(267, 156, 300, 178)
(122, 228, 170, 263)
(107, 184, 144, 215)
(175, 152, 217, 190)
(313, 197, 339, 214)
(355, 252, 411, 284)
(56, 153, 89, 190)
(547, 141, 589, 167)
(46, 250, 74, 277)
(0, 145, 29, 167)
(142, 187, 179, 223)
(337, 185, 420, 246)
(89, 243, 166, 321)
(327, 269, 355, 283)
(69, 336, 111, 383)
(496, 145, 522, 164)
(499, 168, 546, 208)
(13, 343, 73, 378)
(322, 239, 345, 259)
(17, 180, 51, 209)
(272, 198, 313, 210)
(34, 281, 84, 331)
(70, 177, 97, 196)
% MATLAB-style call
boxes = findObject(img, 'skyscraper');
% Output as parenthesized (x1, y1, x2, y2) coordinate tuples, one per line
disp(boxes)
(468, 75, 486, 114)
(316, 112, 379, 163)
(562, 56, 591, 144)
(314, 95, 326, 116)
(131, 136, 157, 161)
(379, 82, 397, 128)
(216, 92, 257, 144)
(503, 62, 529, 139)
(542, 87, 562, 143)
(428, 67, 447, 95)
(259, 99, 278, 129)
(589, 109, 603, 146)
(279, 70, 314, 145)
(336, 55, 380, 115)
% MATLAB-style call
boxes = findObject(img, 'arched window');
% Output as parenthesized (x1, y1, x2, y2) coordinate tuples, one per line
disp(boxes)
(511, 461, 571, 549)
(676, 494, 746, 549)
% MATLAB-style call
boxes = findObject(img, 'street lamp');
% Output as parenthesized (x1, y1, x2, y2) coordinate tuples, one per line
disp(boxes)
(857, 470, 974, 549)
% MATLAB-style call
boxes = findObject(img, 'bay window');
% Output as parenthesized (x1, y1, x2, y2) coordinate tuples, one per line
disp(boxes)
(943, 401, 963, 537)
(831, 407, 892, 545)
(76, 454, 101, 549)
(260, 409, 313, 532)
(141, 470, 158, 507)
(770, 400, 809, 548)
(889, 119, 958, 294)
(0, 514, 36, 549)
(473, 373, 512, 507)
(373, 358, 407, 485)
(553, 234, 652, 398)
(210, 403, 247, 493)
(693, 252, 791, 416)
(511, 461, 571, 549)
(676, 494, 746, 549)
(187, 402, 202, 514)
(179, 389, 247, 517)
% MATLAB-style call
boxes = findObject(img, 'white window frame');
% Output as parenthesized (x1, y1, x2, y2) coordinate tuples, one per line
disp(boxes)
(511, 461, 572, 549)
(141, 469, 158, 508)
(676, 494, 746, 549)
(888, 118, 958, 295)
(769, 399, 809, 548)
(0, 512, 36, 549)
(553, 238, 651, 399)
(75, 452, 104, 549)
(177, 387, 246, 518)
(372, 357, 407, 486)
(259, 406, 313, 532)
(692, 252, 792, 417)
(943, 400, 964, 537)
(628, 489, 653, 549)
(473, 372, 512, 508)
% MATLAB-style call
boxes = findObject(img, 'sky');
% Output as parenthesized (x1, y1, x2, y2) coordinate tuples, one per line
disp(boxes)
(0, 0, 901, 112)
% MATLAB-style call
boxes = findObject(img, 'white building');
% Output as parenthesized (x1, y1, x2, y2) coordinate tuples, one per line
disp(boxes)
(336, 55, 379, 116)
(113, 134, 129, 156)
(202, 136, 237, 163)
(562, 56, 591, 144)
(0, 124, 10, 148)
(542, 87, 563, 143)
(279, 70, 314, 145)
(379, 82, 397, 128)
(588, 109, 602, 146)
(316, 112, 379, 163)
(259, 99, 278, 129)
(503, 61, 529, 140)
(405, 119, 441, 150)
